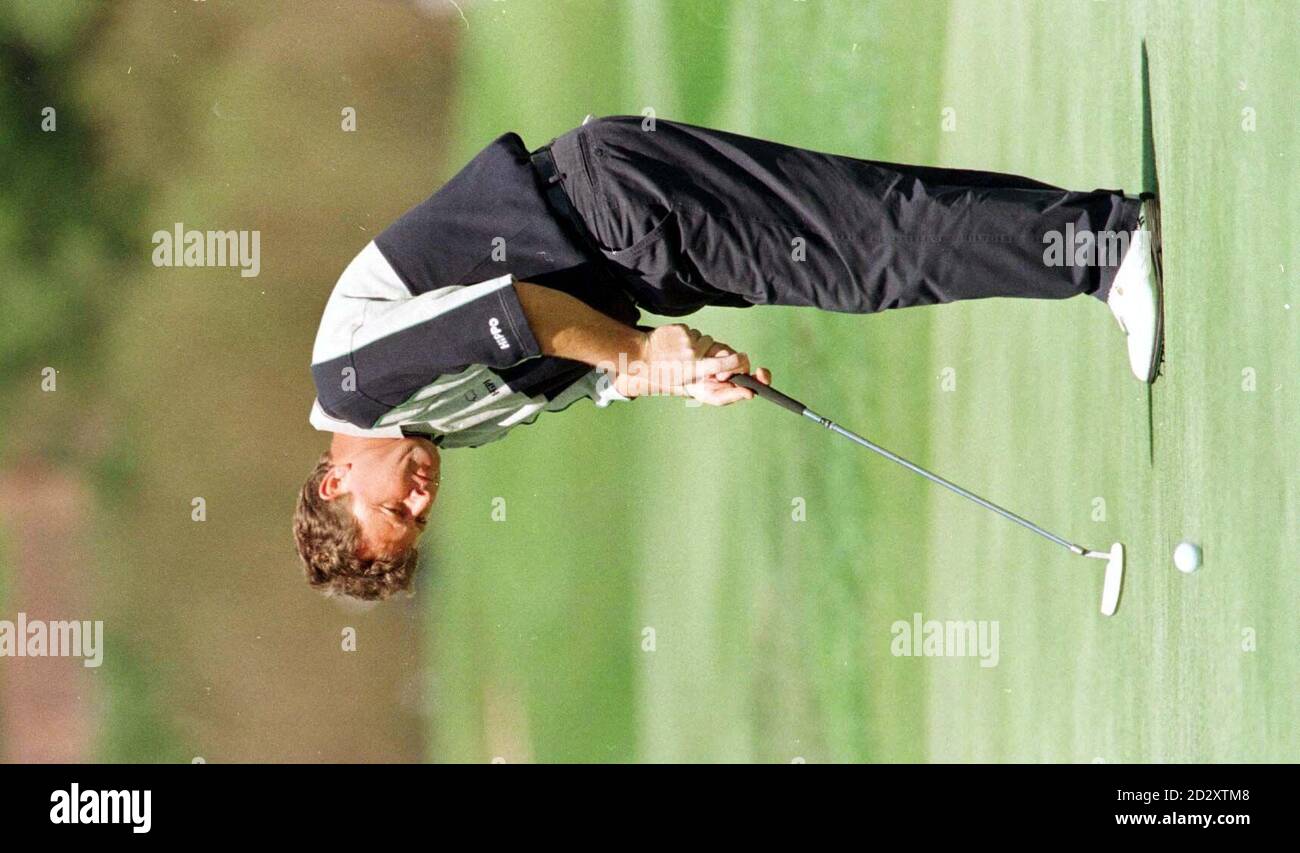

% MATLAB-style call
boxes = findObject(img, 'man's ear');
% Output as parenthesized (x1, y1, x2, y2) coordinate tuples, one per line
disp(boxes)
(318, 464, 349, 501)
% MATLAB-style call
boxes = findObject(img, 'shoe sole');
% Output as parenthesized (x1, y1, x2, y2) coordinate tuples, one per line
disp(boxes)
(1140, 193, 1164, 383)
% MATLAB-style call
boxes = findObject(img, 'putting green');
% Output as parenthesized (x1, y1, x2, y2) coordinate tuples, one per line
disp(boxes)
(427, 0, 1297, 762)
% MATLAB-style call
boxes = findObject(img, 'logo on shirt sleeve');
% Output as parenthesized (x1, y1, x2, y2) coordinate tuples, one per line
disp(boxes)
(488, 317, 510, 351)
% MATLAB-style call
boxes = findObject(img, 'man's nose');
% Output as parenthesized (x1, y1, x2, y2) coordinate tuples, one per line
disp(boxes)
(407, 488, 432, 516)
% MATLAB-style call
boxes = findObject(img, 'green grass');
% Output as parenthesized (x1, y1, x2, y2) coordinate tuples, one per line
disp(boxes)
(427, 0, 1297, 762)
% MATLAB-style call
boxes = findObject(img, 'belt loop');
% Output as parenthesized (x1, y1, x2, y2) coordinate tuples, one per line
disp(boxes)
(531, 146, 565, 186)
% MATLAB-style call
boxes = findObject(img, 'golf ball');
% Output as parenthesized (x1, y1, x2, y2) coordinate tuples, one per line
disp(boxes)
(1174, 541, 1202, 573)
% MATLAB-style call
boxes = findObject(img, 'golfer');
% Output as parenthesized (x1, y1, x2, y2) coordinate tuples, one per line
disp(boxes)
(294, 115, 1162, 600)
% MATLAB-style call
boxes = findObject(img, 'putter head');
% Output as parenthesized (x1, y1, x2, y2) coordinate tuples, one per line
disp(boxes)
(1099, 542, 1124, 616)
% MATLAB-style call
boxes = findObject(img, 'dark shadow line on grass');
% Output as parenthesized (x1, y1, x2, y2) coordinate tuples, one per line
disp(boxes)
(1140, 40, 1159, 196)
(1147, 383, 1155, 466)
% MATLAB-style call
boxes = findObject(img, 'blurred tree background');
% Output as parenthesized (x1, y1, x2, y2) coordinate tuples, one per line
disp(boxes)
(0, 2, 135, 436)
(0, 0, 465, 761)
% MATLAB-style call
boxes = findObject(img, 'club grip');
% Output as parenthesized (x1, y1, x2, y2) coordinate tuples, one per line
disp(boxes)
(730, 374, 807, 415)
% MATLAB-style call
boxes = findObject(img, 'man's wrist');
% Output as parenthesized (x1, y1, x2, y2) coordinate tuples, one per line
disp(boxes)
(609, 328, 651, 398)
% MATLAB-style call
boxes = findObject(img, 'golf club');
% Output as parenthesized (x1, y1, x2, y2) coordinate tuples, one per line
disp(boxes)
(730, 373, 1125, 616)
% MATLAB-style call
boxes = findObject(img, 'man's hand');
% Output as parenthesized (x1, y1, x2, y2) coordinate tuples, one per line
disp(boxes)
(684, 341, 773, 405)
(612, 324, 772, 405)
(511, 284, 770, 406)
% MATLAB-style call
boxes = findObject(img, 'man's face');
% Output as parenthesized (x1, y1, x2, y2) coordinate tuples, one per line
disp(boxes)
(321, 437, 440, 558)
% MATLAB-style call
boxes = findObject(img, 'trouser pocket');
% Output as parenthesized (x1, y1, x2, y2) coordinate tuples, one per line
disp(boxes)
(596, 207, 713, 317)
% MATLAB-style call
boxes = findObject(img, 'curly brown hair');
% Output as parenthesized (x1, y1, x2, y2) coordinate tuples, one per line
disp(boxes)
(293, 452, 419, 601)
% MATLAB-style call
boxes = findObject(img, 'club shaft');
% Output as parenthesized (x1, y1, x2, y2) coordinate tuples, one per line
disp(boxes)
(728, 373, 1088, 555)
(803, 409, 1084, 554)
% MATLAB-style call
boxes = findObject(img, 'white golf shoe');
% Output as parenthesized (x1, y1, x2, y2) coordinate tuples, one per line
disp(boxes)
(1106, 195, 1163, 382)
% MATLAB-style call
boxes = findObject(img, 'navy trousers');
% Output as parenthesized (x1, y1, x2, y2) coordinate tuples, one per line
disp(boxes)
(544, 116, 1140, 317)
